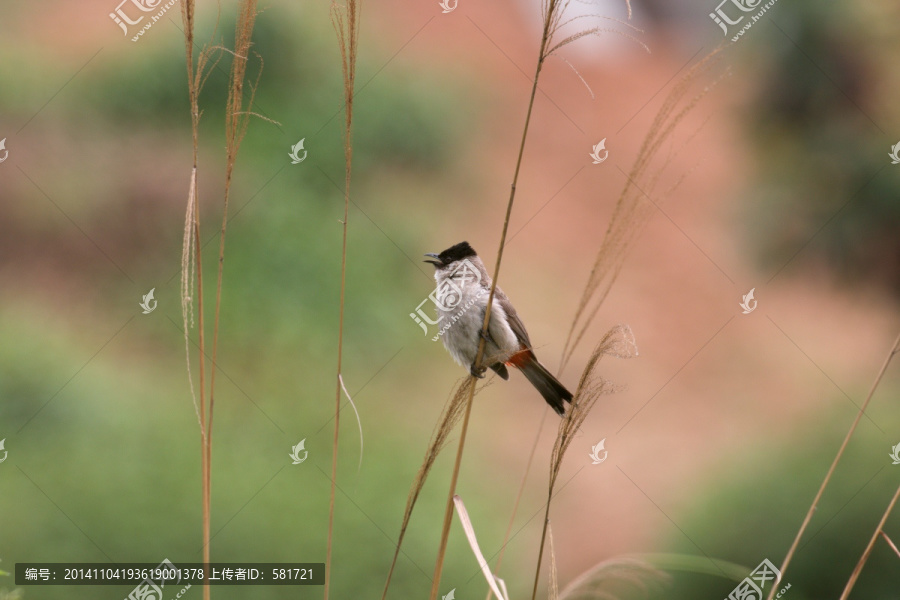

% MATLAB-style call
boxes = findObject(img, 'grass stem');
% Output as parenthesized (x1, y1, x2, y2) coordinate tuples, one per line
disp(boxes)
(427, 6, 555, 598)
(326, 2, 359, 597)
(838, 481, 900, 599)
(770, 330, 900, 599)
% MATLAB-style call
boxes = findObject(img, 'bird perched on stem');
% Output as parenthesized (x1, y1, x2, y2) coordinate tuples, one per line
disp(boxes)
(425, 241, 573, 415)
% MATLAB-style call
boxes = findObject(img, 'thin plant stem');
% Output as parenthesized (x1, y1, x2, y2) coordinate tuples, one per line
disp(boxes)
(485, 408, 550, 600)
(531, 416, 566, 600)
(326, 2, 359, 597)
(209, 0, 259, 456)
(429, 383, 479, 600)
(880, 531, 900, 560)
(325, 207, 347, 600)
(381, 378, 477, 600)
(178, 5, 258, 599)
(428, 5, 555, 598)
(324, 130, 351, 600)
(522, 9, 568, 598)
(195, 209, 210, 599)
(528, 50, 720, 599)
(203, 140, 232, 600)
(531, 499, 552, 600)
(769, 331, 900, 600)
(178, 2, 211, 596)
(839, 481, 900, 599)
(530, 326, 636, 600)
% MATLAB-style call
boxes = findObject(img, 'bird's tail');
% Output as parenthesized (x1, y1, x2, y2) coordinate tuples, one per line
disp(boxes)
(513, 352, 573, 416)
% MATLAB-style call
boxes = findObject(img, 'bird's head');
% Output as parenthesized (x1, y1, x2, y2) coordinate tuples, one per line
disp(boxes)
(424, 241, 477, 271)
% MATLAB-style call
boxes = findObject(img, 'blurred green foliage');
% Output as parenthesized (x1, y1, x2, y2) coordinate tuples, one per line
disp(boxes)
(738, 0, 900, 292)
(584, 400, 900, 599)
(666, 402, 900, 599)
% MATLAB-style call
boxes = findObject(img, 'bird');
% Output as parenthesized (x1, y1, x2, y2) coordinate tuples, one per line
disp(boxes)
(425, 241, 573, 415)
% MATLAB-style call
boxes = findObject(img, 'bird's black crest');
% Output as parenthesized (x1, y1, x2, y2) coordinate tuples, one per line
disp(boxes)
(438, 241, 477, 264)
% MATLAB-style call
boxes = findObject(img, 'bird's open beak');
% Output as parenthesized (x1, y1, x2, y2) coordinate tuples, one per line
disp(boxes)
(423, 252, 442, 266)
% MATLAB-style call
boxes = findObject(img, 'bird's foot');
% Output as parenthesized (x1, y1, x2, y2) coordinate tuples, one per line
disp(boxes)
(469, 363, 487, 379)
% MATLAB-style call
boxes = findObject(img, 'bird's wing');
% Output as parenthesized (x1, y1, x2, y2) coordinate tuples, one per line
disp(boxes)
(494, 286, 532, 349)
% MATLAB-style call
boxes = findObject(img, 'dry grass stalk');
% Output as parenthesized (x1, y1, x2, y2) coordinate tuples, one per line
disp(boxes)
(769, 331, 900, 600)
(485, 44, 720, 600)
(429, 382, 481, 600)
(881, 531, 900, 559)
(839, 481, 900, 599)
(338, 374, 365, 471)
(548, 522, 559, 600)
(484, 411, 549, 600)
(178, 3, 261, 599)
(517, 45, 724, 598)
(206, 0, 260, 584)
(453, 494, 511, 600)
(213, 0, 261, 412)
(181, 167, 201, 429)
(557, 556, 669, 600)
(531, 325, 638, 600)
(178, 2, 217, 596)
(426, 0, 608, 595)
(332, 0, 360, 161)
(480, 4, 653, 596)
(382, 377, 487, 599)
(325, 1, 360, 597)
(560, 50, 723, 372)
(526, 54, 721, 588)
